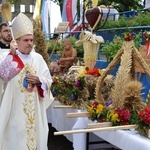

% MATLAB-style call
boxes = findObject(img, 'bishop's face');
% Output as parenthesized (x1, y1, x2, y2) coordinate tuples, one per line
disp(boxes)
(17, 34, 33, 54)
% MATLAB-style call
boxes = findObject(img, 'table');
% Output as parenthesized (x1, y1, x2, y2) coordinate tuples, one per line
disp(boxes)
(47, 101, 113, 149)
(47, 101, 150, 150)
(47, 101, 79, 142)
(73, 117, 150, 150)
(47, 60, 150, 149)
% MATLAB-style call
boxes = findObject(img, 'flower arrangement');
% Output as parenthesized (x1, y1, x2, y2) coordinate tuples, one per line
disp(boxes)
(51, 67, 114, 109)
(138, 107, 150, 136)
(107, 109, 131, 126)
(143, 31, 150, 42)
(52, 74, 85, 102)
(87, 101, 138, 126)
(143, 31, 150, 55)
(51, 67, 103, 109)
(87, 77, 149, 136)
(124, 32, 132, 41)
(75, 30, 104, 69)
(87, 100, 150, 138)
(87, 101, 109, 122)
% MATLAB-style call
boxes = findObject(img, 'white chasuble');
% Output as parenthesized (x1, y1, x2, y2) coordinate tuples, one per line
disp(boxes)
(0, 51, 54, 150)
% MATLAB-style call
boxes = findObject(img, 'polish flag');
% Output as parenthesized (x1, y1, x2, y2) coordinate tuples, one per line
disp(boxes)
(71, 0, 88, 33)
(62, 0, 78, 30)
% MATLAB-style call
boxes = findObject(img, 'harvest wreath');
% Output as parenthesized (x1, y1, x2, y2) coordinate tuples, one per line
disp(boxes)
(51, 67, 114, 109)
(52, 32, 150, 138)
(86, 33, 150, 138)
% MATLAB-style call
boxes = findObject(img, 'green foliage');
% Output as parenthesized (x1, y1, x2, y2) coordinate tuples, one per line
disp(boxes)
(129, 111, 140, 125)
(48, 36, 83, 54)
(101, 35, 123, 62)
(67, 36, 83, 53)
(47, 40, 63, 54)
(97, 12, 150, 30)
(101, 31, 142, 62)
(6, 0, 20, 4)
(98, 0, 143, 12)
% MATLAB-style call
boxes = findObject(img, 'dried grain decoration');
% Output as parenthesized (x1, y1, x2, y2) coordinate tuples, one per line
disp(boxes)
(1, 2, 12, 22)
(1, 2, 14, 39)
(123, 80, 146, 112)
(95, 47, 124, 104)
(95, 40, 150, 110)
(111, 41, 133, 109)
(32, 18, 50, 67)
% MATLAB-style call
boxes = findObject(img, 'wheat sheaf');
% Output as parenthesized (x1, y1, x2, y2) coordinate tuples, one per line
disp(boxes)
(95, 40, 150, 111)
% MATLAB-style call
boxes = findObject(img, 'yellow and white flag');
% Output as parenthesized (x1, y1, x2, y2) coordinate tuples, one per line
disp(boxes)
(86, 0, 98, 10)
(92, 0, 98, 7)
(33, 0, 42, 19)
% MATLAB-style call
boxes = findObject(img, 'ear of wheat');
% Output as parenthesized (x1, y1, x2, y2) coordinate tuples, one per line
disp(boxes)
(1, 2, 14, 39)
(1, 2, 12, 22)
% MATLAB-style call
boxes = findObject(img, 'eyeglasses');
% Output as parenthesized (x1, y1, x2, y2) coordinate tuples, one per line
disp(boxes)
(2, 30, 11, 33)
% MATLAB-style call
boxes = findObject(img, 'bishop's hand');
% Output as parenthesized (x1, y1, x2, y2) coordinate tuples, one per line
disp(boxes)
(26, 74, 41, 86)
(10, 40, 18, 55)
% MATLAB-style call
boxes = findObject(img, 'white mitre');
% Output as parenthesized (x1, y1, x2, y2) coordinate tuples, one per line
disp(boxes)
(11, 12, 33, 40)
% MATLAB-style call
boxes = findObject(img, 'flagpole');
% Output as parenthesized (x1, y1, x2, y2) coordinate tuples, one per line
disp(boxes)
(82, 0, 92, 30)
(82, 0, 86, 30)
(49, 0, 51, 39)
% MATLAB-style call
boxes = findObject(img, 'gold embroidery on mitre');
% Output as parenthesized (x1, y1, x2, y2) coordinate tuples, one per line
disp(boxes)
(11, 13, 33, 40)
(23, 93, 37, 150)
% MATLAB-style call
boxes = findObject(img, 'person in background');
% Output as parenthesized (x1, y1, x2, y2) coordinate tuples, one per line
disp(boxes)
(0, 13, 53, 150)
(52, 27, 59, 40)
(0, 23, 12, 95)
(0, 22, 12, 49)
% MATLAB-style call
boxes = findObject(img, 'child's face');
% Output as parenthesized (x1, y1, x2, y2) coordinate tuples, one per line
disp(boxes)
(62, 42, 71, 50)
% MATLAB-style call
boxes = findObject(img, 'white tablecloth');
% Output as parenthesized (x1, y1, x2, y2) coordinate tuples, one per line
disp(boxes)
(47, 101, 150, 150)
(46, 101, 79, 142)
(72, 117, 150, 150)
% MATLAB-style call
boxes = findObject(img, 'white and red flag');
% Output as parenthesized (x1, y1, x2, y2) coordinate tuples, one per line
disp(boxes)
(62, 0, 79, 31)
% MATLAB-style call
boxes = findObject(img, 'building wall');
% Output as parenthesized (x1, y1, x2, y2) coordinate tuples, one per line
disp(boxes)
(0, 0, 36, 23)
(13, 0, 35, 18)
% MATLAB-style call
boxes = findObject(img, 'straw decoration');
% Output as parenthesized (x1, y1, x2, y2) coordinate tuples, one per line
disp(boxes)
(33, 18, 50, 67)
(123, 80, 146, 112)
(95, 38, 150, 111)
(95, 47, 124, 104)
(146, 90, 150, 106)
(1, 2, 12, 22)
(111, 41, 133, 109)
(1, 2, 14, 40)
